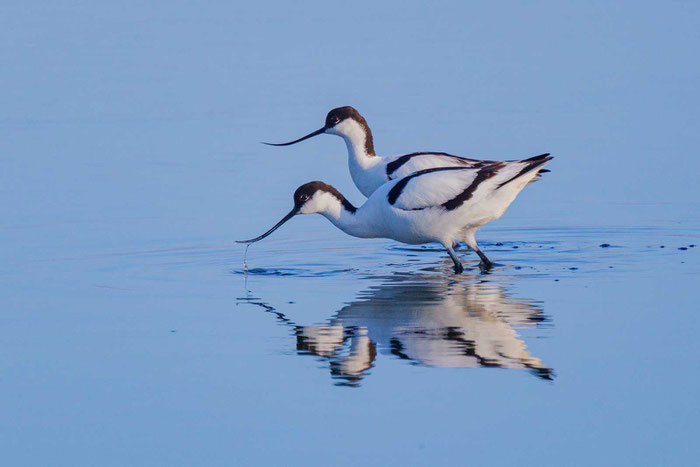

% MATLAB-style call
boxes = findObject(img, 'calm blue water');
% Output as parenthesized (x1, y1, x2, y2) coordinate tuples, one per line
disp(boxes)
(1, 2, 699, 465)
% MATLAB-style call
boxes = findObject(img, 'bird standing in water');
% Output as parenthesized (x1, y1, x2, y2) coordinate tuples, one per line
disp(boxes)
(237, 154, 552, 273)
(264, 106, 549, 198)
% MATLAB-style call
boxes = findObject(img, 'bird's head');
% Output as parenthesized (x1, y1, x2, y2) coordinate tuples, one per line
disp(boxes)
(236, 182, 354, 244)
(262, 106, 373, 155)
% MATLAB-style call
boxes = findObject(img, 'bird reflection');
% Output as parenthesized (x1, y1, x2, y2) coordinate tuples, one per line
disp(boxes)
(244, 273, 553, 387)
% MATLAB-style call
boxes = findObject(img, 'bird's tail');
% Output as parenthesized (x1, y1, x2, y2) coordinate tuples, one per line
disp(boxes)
(497, 153, 553, 189)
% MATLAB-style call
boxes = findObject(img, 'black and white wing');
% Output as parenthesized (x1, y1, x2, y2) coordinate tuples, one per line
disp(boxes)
(387, 166, 496, 211)
(385, 152, 492, 181)
(387, 154, 552, 211)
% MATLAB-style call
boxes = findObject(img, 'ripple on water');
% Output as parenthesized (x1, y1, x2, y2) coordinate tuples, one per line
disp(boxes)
(95, 226, 696, 283)
(231, 267, 358, 278)
(237, 269, 556, 387)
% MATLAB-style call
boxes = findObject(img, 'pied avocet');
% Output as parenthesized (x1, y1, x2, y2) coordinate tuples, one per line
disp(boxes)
(264, 106, 550, 198)
(237, 154, 552, 272)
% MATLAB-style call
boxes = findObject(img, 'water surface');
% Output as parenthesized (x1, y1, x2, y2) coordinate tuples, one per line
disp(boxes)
(1, 1, 699, 465)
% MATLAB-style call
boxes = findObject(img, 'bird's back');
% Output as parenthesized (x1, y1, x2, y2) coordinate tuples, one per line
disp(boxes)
(374, 154, 551, 228)
(384, 152, 490, 181)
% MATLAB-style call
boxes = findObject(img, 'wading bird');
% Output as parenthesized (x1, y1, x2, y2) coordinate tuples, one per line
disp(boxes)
(264, 106, 549, 198)
(237, 154, 552, 272)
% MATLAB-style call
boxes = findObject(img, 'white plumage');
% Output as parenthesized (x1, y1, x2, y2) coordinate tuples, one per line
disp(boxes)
(389, 168, 482, 211)
(264, 105, 549, 198)
(237, 154, 552, 273)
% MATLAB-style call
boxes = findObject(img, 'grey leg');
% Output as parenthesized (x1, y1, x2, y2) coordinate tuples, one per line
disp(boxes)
(474, 247, 493, 270)
(445, 246, 464, 274)
(463, 230, 493, 270)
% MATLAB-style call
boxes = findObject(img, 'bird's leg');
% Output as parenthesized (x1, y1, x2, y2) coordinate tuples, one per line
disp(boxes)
(445, 246, 464, 274)
(475, 248, 493, 271)
(463, 230, 493, 271)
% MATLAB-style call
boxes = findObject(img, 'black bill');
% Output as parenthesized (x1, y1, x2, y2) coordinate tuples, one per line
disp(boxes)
(262, 126, 327, 146)
(236, 207, 299, 244)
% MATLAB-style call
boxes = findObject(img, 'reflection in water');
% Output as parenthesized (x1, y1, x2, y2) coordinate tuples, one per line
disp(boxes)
(245, 274, 553, 387)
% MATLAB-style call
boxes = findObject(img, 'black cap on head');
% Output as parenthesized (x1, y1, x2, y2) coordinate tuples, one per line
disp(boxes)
(294, 181, 357, 213)
(325, 106, 363, 127)
(293, 181, 325, 206)
(263, 105, 374, 155)
(236, 181, 356, 244)
(324, 106, 375, 156)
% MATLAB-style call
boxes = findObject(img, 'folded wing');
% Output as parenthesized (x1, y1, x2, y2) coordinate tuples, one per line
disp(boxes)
(388, 154, 551, 212)
(388, 166, 492, 211)
(385, 152, 491, 180)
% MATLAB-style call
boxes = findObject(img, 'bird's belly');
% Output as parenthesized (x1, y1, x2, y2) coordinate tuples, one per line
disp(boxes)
(384, 209, 458, 245)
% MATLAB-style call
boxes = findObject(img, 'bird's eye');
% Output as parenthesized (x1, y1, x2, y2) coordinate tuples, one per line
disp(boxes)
(300, 194, 309, 202)
(332, 116, 340, 124)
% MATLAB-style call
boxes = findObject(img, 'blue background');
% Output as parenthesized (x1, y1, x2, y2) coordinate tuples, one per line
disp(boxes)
(1, 1, 698, 465)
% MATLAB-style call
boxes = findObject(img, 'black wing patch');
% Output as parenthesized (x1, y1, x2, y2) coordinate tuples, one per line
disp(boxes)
(387, 164, 504, 211)
(442, 164, 503, 211)
(387, 166, 466, 205)
(385, 152, 490, 177)
(496, 153, 552, 189)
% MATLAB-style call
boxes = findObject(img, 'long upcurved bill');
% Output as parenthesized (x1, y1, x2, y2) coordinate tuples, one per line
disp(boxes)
(236, 207, 299, 244)
(262, 126, 327, 146)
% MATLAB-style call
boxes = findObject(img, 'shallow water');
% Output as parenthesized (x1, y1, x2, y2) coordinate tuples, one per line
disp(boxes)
(2, 2, 700, 466)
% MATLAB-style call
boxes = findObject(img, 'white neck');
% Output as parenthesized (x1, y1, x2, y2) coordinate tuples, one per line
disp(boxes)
(344, 134, 373, 167)
(330, 120, 378, 167)
(328, 119, 384, 197)
(314, 195, 377, 239)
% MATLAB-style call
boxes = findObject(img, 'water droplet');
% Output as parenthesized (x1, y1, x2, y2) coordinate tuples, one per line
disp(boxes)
(243, 244, 251, 276)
